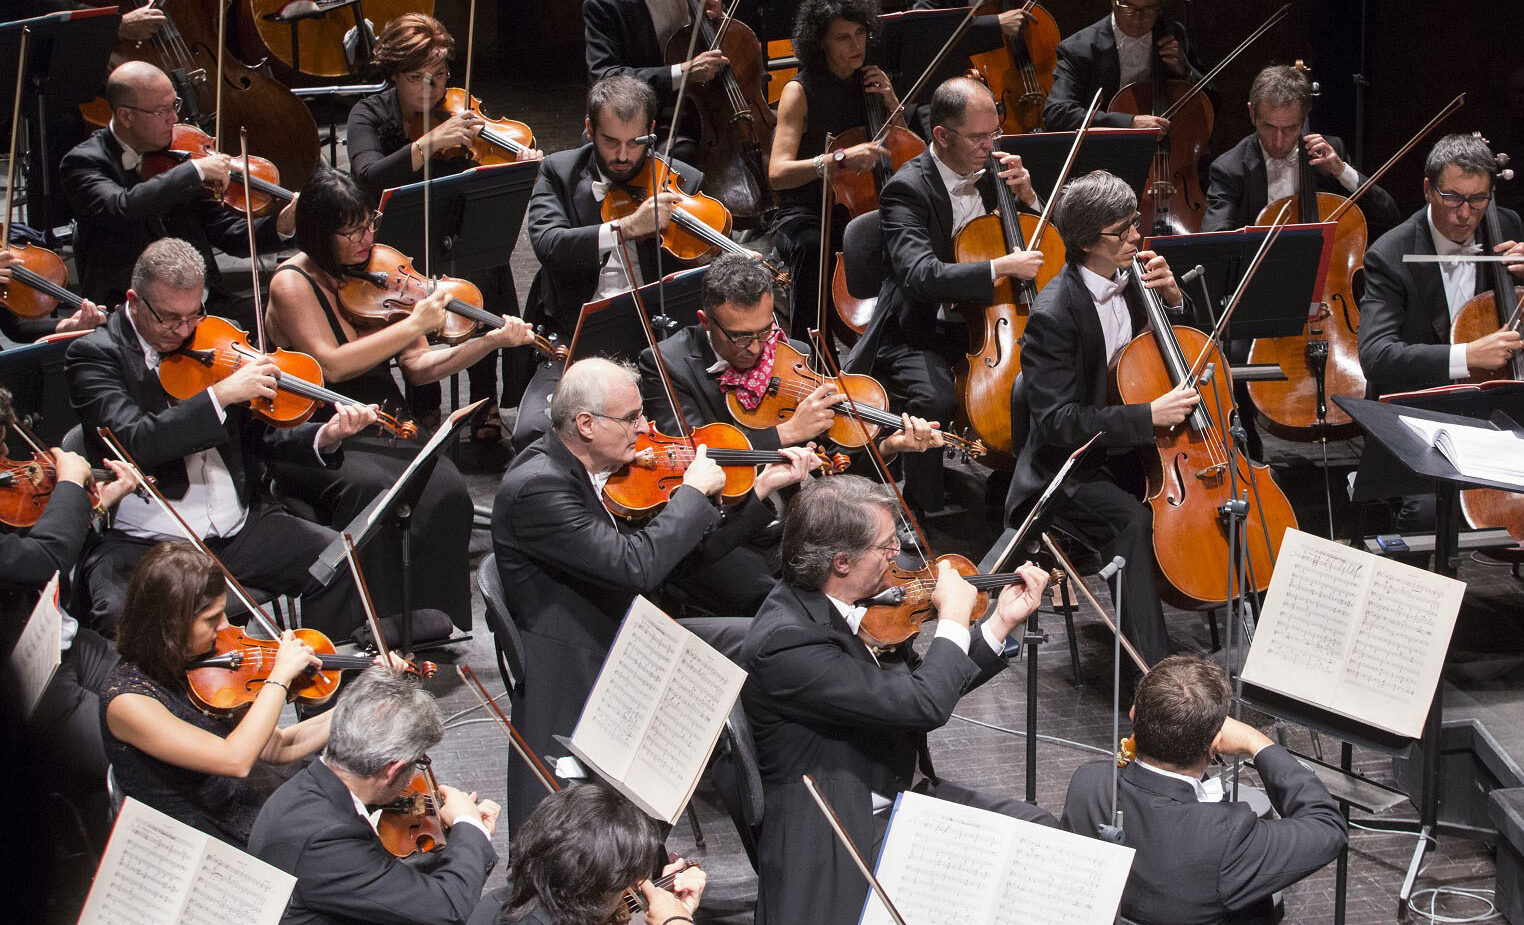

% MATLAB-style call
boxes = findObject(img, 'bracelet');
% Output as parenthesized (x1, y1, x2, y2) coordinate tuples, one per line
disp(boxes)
(813, 154, 825, 178)
(265, 679, 290, 694)
(414, 140, 425, 160)
(659, 917, 694, 925)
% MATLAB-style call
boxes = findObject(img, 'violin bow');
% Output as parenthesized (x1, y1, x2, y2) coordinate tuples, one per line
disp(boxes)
(462, 0, 478, 104)
(96, 426, 283, 639)
(814, 131, 837, 349)
(238, 129, 267, 354)
(2, 28, 26, 262)
(340, 532, 437, 678)
(1158, 3, 1289, 122)
(1183, 201, 1292, 389)
(873, 4, 981, 146)
(1026, 87, 1102, 251)
(457, 663, 561, 796)
(608, 225, 697, 447)
(801, 774, 910, 925)
(1327, 94, 1466, 222)
(1040, 532, 1150, 673)
(212, 0, 227, 151)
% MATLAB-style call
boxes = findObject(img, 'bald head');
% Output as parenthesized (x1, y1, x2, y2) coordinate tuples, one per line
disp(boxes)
(106, 61, 172, 111)
(928, 76, 996, 134)
(549, 358, 640, 436)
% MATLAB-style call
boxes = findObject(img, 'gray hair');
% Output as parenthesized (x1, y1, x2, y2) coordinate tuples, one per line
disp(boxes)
(1247, 65, 1312, 112)
(131, 237, 206, 297)
(323, 667, 443, 777)
(702, 252, 775, 313)
(549, 357, 640, 435)
(587, 74, 657, 131)
(781, 475, 897, 589)
(1424, 133, 1497, 186)
(1052, 171, 1138, 263)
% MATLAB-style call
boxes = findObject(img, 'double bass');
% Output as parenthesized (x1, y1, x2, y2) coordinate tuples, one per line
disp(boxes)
(967, 1, 1061, 135)
(234, 0, 433, 81)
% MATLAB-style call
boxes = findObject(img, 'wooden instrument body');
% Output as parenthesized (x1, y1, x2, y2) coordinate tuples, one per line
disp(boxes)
(1450, 289, 1524, 386)
(141, 123, 288, 218)
(1246, 192, 1368, 439)
(0, 452, 59, 529)
(421, 88, 536, 166)
(337, 243, 486, 344)
(600, 159, 735, 262)
(0, 242, 70, 319)
(725, 340, 889, 448)
(1109, 80, 1213, 235)
(1114, 324, 1296, 609)
(859, 553, 987, 646)
(827, 123, 926, 219)
(968, 2, 1061, 135)
(235, 0, 433, 80)
(831, 253, 874, 336)
(602, 422, 758, 518)
(186, 625, 342, 715)
(376, 771, 447, 857)
(158, 316, 326, 428)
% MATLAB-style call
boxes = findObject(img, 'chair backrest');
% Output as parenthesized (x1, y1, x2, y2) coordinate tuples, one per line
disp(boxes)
(61, 425, 86, 456)
(709, 700, 765, 871)
(475, 554, 526, 694)
(106, 763, 125, 824)
(841, 210, 884, 299)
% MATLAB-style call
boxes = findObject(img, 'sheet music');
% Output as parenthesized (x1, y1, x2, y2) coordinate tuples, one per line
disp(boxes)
(8, 572, 62, 718)
(1400, 415, 1524, 485)
(860, 792, 1133, 925)
(573, 598, 687, 773)
(1243, 529, 1464, 739)
(78, 798, 295, 925)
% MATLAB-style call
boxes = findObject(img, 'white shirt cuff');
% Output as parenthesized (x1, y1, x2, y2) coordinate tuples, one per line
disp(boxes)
(671, 63, 683, 81)
(989, 260, 999, 282)
(1252, 741, 1274, 759)
(933, 619, 972, 653)
(1336, 163, 1360, 193)
(450, 814, 490, 839)
(597, 221, 617, 254)
(1449, 343, 1470, 380)
(312, 426, 331, 462)
(980, 620, 1006, 656)
(207, 385, 227, 422)
(191, 158, 207, 182)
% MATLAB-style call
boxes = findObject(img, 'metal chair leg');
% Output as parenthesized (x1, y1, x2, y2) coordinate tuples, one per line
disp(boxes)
(685, 801, 706, 849)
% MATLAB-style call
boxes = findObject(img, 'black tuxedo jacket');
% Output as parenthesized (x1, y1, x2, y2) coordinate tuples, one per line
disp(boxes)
(584, 0, 680, 105)
(524, 144, 702, 336)
(60, 127, 280, 305)
(847, 149, 1024, 373)
(1357, 205, 1524, 398)
(739, 580, 1008, 925)
(64, 309, 337, 505)
(1061, 746, 1346, 925)
(1006, 263, 1159, 516)
(1043, 15, 1211, 132)
(1202, 132, 1400, 238)
(247, 759, 497, 925)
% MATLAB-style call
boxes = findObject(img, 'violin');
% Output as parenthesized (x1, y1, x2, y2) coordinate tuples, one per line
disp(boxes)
(140, 123, 296, 219)
(375, 763, 447, 857)
(338, 243, 568, 359)
(967, 1, 1061, 135)
(855, 552, 1051, 647)
(417, 88, 537, 165)
(157, 315, 418, 438)
(725, 318, 986, 459)
(0, 451, 107, 529)
(602, 421, 848, 519)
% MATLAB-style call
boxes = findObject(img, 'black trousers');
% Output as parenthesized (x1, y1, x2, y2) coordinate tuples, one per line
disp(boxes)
(771, 204, 847, 342)
(28, 626, 117, 791)
(82, 504, 361, 637)
(1053, 477, 1172, 666)
(873, 334, 961, 513)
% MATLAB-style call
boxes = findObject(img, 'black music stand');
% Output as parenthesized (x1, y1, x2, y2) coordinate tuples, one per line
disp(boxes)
(308, 399, 487, 652)
(999, 129, 1158, 200)
(876, 6, 1003, 102)
(0, 333, 86, 446)
(376, 160, 538, 278)
(0, 7, 119, 238)
(1336, 392, 1524, 915)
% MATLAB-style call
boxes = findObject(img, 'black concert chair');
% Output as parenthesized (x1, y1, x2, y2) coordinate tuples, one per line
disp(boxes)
(841, 209, 884, 300)
(474, 554, 525, 696)
(105, 763, 125, 825)
(708, 700, 765, 871)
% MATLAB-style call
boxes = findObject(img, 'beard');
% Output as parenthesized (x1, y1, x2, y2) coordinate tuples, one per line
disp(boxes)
(592, 141, 648, 185)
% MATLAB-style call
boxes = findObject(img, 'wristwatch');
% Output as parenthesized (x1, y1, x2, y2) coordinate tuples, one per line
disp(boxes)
(833, 150, 846, 167)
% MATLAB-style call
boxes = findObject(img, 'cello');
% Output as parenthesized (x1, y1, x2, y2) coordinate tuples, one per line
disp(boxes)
(967, 1, 1061, 135)
(1248, 93, 1468, 441)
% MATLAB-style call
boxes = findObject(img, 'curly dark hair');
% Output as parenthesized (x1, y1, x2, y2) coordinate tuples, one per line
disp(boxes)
(792, 0, 882, 75)
(115, 541, 227, 692)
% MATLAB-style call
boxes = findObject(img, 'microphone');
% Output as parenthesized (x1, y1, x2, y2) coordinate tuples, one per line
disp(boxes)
(855, 586, 907, 608)
(1097, 811, 1126, 844)
(1177, 264, 1206, 286)
(633, 133, 659, 148)
(1097, 555, 1126, 582)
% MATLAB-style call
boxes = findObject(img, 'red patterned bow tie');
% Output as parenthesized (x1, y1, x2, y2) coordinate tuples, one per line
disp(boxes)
(715, 331, 780, 411)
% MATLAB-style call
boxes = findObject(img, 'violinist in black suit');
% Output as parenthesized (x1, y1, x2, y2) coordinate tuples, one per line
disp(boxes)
(491, 357, 817, 828)
(63, 238, 371, 635)
(1005, 169, 1194, 666)
(1356, 133, 1524, 530)
(1041, 0, 1210, 133)
(1203, 65, 1398, 237)
(740, 475, 1055, 925)
(59, 61, 295, 313)
(847, 76, 1044, 512)
(524, 75, 703, 338)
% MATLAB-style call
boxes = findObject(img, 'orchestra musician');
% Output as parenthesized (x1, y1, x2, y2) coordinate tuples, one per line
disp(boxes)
(1356, 133, 1524, 531)
(767, 0, 898, 341)
(64, 238, 374, 635)
(847, 76, 1044, 514)
(740, 475, 1055, 925)
(491, 357, 817, 828)
(345, 12, 543, 439)
(1004, 169, 1192, 666)
(469, 784, 706, 925)
(523, 75, 703, 340)
(1041, 0, 1210, 133)
(263, 167, 535, 631)
(248, 666, 500, 925)
(59, 61, 297, 318)
(1062, 656, 1347, 924)
(582, 0, 726, 163)
(0, 251, 108, 343)
(1202, 64, 1398, 238)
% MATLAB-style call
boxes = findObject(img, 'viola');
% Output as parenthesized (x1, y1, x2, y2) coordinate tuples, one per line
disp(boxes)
(0, 242, 89, 321)
(967, 1, 1061, 135)
(184, 625, 438, 715)
(602, 421, 847, 519)
(724, 340, 986, 458)
(0, 451, 107, 529)
(856, 552, 1049, 647)
(338, 243, 568, 360)
(157, 315, 418, 438)
(140, 123, 296, 219)
(410, 88, 538, 166)
(375, 764, 447, 858)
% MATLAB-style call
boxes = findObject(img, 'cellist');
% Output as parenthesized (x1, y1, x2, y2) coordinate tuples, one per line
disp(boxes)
(1005, 170, 1194, 666)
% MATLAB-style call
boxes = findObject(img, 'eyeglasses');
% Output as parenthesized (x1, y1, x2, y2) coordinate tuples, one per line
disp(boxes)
(338, 211, 384, 243)
(1097, 213, 1143, 239)
(591, 408, 647, 429)
(1113, 0, 1162, 15)
(712, 320, 779, 350)
(869, 540, 902, 558)
(947, 127, 1003, 145)
(412, 756, 432, 771)
(139, 294, 207, 331)
(1432, 188, 1492, 211)
(400, 69, 450, 88)
(122, 97, 183, 119)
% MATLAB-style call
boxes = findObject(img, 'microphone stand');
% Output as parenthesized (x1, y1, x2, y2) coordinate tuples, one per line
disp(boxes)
(1097, 555, 1126, 845)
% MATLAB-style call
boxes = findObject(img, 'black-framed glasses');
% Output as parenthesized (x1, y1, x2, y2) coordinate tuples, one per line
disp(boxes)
(122, 97, 183, 119)
(412, 755, 432, 771)
(139, 294, 207, 331)
(1113, 0, 1162, 15)
(400, 68, 451, 87)
(1097, 213, 1143, 239)
(712, 320, 779, 350)
(338, 210, 384, 243)
(591, 408, 647, 429)
(1432, 189, 1491, 211)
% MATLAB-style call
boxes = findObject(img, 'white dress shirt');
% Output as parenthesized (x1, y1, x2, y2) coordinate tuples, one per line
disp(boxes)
(1427, 205, 1483, 380)
(1259, 140, 1360, 204)
(1133, 742, 1271, 803)
(110, 119, 209, 182)
(1080, 265, 1138, 367)
(931, 149, 989, 238)
(1111, 15, 1153, 88)
(591, 171, 646, 300)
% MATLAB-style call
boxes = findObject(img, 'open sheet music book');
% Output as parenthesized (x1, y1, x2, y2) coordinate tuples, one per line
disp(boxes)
(859, 791, 1134, 925)
(1400, 415, 1524, 486)
(77, 798, 295, 925)
(1241, 529, 1464, 740)
(9, 571, 62, 718)
(566, 596, 746, 824)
